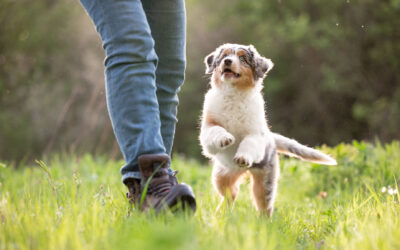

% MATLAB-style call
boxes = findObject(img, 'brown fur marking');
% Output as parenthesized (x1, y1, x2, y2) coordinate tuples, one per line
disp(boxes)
(249, 169, 269, 211)
(223, 48, 233, 56)
(213, 170, 244, 201)
(236, 49, 246, 57)
(212, 70, 222, 88)
(234, 65, 255, 90)
(205, 112, 222, 127)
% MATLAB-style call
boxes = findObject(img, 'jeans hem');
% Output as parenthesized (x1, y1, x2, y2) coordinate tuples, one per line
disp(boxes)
(121, 168, 175, 184)
(122, 172, 142, 184)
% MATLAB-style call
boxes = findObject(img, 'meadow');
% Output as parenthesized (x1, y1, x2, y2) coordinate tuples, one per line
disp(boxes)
(1, 141, 399, 250)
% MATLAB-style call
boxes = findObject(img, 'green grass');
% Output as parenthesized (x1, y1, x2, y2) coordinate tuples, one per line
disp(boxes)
(1, 141, 400, 250)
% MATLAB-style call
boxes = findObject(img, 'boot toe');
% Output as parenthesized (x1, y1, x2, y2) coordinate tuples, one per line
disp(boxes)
(155, 184, 196, 213)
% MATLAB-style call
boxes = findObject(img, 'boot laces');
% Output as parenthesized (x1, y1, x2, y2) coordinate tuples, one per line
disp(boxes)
(145, 168, 175, 197)
(147, 182, 173, 197)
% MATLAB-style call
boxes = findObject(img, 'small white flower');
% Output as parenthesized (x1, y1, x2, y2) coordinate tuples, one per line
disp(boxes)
(388, 188, 394, 195)
(381, 187, 387, 193)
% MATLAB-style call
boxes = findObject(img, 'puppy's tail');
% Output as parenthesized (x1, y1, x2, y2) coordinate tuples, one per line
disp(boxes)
(273, 133, 337, 165)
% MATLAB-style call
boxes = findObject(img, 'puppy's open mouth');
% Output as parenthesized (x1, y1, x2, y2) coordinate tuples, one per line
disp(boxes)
(222, 68, 241, 78)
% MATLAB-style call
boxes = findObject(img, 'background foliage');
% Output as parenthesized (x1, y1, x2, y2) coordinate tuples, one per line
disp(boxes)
(0, 0, 399, 162)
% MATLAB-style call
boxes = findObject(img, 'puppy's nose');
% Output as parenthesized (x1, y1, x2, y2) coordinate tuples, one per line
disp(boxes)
(224, 59, 232, 66)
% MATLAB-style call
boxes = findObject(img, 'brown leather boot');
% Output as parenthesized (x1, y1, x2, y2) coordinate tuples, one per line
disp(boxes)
(126, 178, 141, 205)
(126, 154, 196, 213)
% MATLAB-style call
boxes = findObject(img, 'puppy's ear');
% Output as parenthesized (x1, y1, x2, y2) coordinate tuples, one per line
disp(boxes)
(248, 45, 274, 79)
(255, 57, 274, 79)
(204, 52, 215, 74)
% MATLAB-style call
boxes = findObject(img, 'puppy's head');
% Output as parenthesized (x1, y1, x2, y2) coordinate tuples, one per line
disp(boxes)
(204, 43, 273, 89)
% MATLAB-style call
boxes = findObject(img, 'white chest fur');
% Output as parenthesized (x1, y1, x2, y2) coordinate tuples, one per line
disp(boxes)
(201, 85, 272, 169)
(204, 87, 268, 140)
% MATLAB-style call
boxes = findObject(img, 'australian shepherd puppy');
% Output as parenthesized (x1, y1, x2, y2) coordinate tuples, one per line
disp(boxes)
(199, 43, 336, 216)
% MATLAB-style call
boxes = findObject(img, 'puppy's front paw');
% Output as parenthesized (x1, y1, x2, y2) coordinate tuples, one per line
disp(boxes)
(215, 133, 235, 149)
(234, 154, 253, 168)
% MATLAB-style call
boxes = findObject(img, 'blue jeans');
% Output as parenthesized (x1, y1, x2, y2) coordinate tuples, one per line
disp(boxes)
(79, 0, 186, 183)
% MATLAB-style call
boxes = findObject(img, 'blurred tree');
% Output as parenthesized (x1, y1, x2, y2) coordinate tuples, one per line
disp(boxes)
(0, 0, 119, 163)
(0, 0, 399, 163)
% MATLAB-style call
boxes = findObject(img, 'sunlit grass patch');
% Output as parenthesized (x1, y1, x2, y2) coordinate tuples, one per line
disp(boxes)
(0, 141, 399, 249)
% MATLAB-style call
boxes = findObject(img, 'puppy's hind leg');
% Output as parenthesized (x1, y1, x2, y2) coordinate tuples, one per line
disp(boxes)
(212, 165, 244, 212)
(249, 154, 280, 216)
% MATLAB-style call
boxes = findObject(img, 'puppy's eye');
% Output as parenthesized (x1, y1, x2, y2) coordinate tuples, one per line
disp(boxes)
(239, 55, 247, 63)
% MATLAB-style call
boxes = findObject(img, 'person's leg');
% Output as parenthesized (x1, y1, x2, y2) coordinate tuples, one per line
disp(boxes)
(142, 0, 186, 157)
(79, 0, 166, 182)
